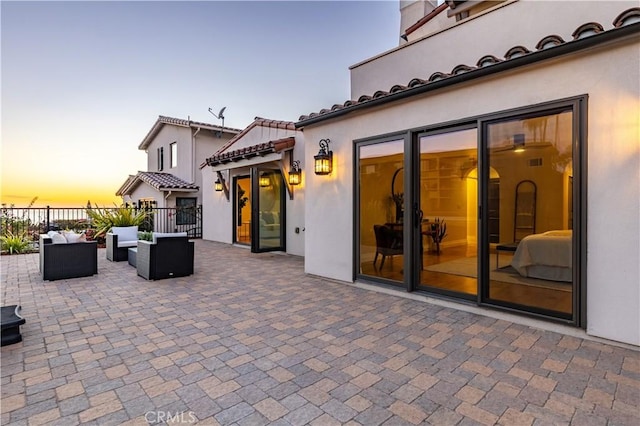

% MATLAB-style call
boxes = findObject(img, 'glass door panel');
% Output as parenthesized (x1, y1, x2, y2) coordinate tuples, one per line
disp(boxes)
(357, 139, 405, 286)
(234, 175, 251, 245)
(252, 168, 285, 252)
(484, 110, 574, 317)
(417, 128, 478, 297)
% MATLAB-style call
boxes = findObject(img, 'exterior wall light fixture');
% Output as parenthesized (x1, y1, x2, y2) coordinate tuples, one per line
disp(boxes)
(259, 173, 271, 188)
(214, 179, 223, 192)
(289, 160, 301, 185)
(314, 139, 333, 175)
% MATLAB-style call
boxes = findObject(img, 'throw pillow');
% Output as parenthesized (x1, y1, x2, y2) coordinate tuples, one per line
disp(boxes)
(50, 232, 67, 244)
(62, 231, 82, 243)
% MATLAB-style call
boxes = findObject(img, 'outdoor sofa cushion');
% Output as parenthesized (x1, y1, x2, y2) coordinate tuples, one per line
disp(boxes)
(106, 226, 139, 262)
(110, 226, 138, 248)
(152, 231, 188, 244)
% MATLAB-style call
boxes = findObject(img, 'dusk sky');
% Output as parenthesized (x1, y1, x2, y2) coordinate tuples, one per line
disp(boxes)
(1, 1, 399, 207)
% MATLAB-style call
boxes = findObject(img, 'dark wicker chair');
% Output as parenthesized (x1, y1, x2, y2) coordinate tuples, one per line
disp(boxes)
(39, 234, 98, 281)
(136, 235, 194, 280)
(373, 224, 403, 270)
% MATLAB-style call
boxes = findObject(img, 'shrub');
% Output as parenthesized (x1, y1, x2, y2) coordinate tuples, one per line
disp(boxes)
(86, 204, 146, 238)
(0, 231, 32, 254)
(138, 231, 153, 241)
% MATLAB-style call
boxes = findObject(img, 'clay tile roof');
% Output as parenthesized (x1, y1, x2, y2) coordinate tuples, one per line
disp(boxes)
(297, 8, 640, 127)
(205, 137, 295, 167)
(535, 35, 566, 50)
(138, 115, 242, 150)
(211, 117, 296, 157)
(572, 22, 605, 39)
(613, 7, 640, 27)
(137, 172, 199, 191)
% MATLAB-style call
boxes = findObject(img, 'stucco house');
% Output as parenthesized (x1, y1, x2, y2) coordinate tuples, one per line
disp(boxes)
(199, 0, 639, 347)
(292, 0, 638, 346)
(117, 115, 241, 209)
(200, 117, 305, 256)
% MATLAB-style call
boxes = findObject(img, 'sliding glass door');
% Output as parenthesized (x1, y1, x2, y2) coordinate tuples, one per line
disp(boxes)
(355, 98, 583, 324)
(356, 138, 405, 286)
(482, 108, 575, 318)
(416, 128, 478, 299)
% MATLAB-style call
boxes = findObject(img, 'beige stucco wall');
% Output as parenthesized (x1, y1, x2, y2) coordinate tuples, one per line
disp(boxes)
(350, 0, 638, 99)
(140, 125, 232, 206)
(304, 38, 639, 345)
(201, 134, 306, 257)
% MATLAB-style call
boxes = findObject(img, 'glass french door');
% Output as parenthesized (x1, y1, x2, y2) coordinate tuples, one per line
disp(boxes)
(251, 168, 285, 253)
(234, 175, 252, 245)
(415, 127, 478, 299)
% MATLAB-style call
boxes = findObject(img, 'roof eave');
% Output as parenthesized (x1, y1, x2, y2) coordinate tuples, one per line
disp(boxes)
(296, 22, 640, 128)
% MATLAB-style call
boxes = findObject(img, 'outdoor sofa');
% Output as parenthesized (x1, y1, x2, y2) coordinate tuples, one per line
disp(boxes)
(39, 233, 98, 281)
(136, 232, 194, 280)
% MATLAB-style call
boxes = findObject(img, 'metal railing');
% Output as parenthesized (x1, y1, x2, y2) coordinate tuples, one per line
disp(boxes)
(1, 205, 202, 245)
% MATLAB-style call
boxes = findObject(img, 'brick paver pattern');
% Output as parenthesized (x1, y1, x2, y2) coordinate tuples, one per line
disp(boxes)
(1, 240, 639, 425)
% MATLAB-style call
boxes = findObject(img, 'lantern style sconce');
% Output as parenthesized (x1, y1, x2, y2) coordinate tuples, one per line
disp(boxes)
(289, 160, 301, 185)
(214, 179, 223, 192)
(314, 139, 333, 175)
(259, 173, 271, 188)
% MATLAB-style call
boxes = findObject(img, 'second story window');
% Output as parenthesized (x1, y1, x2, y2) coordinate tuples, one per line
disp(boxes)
(158, 147, 164, 171)
(170, 142, 177, 168)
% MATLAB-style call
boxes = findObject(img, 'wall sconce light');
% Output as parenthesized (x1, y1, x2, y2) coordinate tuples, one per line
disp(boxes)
(214, 179, 223, 192)
(314, 139, 333, 175)
(513, 133, 525, 153)
(289, 160, 301, 185)
(259, 173, 271, 188)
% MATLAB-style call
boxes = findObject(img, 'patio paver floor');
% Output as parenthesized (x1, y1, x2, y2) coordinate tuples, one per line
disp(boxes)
(1, 240, 638, 425)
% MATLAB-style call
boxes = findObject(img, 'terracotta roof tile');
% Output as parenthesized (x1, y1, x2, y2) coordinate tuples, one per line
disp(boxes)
(212, 117, 296, 157)
(205, 137, 295, 167)
(138, 115, 242, 150)
(137, 172, 198, 191)
(297, 10, 639, 126)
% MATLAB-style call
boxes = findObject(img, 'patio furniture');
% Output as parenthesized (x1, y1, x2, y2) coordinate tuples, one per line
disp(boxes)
(1, 305, 25, 346)
(136, 232, 194, 280)
(39, 234, 98, 281)
(106, 226, 138, 262)
(128, 248, 137, 267)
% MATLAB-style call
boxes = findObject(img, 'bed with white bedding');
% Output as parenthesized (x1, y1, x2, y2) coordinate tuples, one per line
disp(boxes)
(511, 230, 572, 282)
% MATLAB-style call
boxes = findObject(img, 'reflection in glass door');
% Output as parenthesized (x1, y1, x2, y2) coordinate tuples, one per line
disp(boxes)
(357, 139, 405, 286)
(417, 128, 478, 298)
(251, 169, 285, 252)
(234, 176, 251, 245)
(484, 109, 574, 318)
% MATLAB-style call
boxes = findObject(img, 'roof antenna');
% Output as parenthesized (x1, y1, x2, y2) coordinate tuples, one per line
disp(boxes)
(208, 106, 226, 137)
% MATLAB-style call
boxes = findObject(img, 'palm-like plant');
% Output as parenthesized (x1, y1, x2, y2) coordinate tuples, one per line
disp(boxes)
(0, 230, 32, 254)
(86, 204, 146, 238)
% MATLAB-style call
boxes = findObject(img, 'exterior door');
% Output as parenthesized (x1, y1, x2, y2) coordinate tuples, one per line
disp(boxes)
(481, 107, 576, 320)
(251, 168, 285, 253)
(234, 175, 252, 245)
(414, 127, 478, 299)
